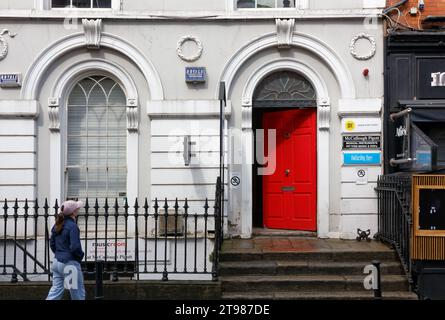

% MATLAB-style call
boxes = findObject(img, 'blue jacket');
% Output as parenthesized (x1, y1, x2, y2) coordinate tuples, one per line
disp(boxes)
(50, 218, 84, 263)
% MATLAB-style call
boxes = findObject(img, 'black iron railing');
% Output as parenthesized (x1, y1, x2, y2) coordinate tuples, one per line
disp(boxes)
(1, 179, 224, 283)
(375, 173, 414, 287)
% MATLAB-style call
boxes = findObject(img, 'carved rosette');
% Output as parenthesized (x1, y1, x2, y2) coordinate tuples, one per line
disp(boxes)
(176, 36, 203, 62)
(350, 33, 376, 61)
(48, 97, 60, 132)
(276, 19, 295, 49)
(318, 98, 331, 130)
(0, 29, 17, 62)
(126, 98, 138, 132)
(82, 19, 102, 49)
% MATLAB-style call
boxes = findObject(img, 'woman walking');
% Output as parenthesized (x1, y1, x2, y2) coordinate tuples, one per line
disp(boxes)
(46, 200, 85, 300)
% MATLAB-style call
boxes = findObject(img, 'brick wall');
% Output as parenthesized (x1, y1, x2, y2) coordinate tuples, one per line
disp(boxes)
(385, 0, 445, 30)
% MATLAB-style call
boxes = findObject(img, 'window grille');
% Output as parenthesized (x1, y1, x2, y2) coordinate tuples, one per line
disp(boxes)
(66, 76, 127, 204)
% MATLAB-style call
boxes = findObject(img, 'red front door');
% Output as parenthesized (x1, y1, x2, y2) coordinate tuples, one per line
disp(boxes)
(262, 108, 317, 231)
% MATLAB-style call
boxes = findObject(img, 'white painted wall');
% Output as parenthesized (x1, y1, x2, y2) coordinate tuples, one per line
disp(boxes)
(0, 3, 384, 241)
(0, 101, 38, 203)
(0, 0, 386, 11)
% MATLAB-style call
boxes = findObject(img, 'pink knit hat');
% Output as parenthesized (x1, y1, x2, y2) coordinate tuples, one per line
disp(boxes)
(61, 200, 83, 216)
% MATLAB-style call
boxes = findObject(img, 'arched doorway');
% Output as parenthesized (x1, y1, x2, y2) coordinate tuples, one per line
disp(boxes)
(252, 71, 318, 231)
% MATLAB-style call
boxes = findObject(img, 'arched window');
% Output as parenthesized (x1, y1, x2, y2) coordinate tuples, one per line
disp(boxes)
(253, 71, 316, 108)
(66, 76, 127, 203)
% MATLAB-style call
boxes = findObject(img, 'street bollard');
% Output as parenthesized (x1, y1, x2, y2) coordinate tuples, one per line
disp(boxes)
(95, 260, 104, 300)
(372, 260, 382, 300)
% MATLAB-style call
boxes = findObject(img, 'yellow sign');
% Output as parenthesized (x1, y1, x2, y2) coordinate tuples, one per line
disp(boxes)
(345, 120, 356, 131)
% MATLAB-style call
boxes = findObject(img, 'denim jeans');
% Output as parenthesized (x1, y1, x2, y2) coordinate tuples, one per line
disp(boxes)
(46, 258, 85, 300)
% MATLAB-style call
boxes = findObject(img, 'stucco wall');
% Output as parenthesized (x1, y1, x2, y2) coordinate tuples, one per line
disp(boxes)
(0, 0, 386, 11)
(0, 12, 384, 239)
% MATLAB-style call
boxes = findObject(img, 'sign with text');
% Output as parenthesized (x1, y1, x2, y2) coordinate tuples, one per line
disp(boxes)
(342, 118, 381, 133)
(85, 239, 135, 261)
(418, 58, 445, 99)
(185, 67, 206, 83)
(343, 152, 381, 166)
(343, 135, 381, 150)
(0, 73, 22, 88)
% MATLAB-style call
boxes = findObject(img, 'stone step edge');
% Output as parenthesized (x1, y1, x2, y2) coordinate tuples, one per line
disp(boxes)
(222, 291, 418, 300)
(221, 275, 408, 282)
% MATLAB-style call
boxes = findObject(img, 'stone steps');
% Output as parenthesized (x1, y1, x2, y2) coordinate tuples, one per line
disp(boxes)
(221, 275, 410, 292)
(223, 291, 419, 300)
(220, 250, 398, 262)
(219, 238, 417, 300)
(219, 260, 403, 276)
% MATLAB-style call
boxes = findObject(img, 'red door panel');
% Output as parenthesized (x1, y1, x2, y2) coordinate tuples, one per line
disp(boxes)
(263, 109, 317, 231)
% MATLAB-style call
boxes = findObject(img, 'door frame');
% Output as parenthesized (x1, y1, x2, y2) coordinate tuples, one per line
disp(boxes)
(239, 59, 331, 238)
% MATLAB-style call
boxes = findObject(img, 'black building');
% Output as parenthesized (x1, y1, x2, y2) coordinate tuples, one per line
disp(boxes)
(384, 31, 445, 299)
(385, 31, 445, 174)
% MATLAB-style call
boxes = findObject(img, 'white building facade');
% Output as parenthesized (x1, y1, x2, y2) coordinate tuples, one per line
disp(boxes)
(0, 0, 385, 242)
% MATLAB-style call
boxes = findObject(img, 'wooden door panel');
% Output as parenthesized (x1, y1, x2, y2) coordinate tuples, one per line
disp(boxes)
(263, 108, 317, 231)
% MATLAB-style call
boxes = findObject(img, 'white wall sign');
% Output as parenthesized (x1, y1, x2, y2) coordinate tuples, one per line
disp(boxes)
(86, 239, 135, 261)
(356, 168, 368, 185)
(342, 118, 381, 133)
(0, 73, 21, 88)
(230, 173, 241, 189)
(431, 72, 445, 87)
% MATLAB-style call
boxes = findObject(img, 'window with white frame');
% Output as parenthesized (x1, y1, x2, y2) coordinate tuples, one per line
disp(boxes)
(66, 76, 127, 203)
(52, 0, 112, 8)
(237, 0, 296, 8)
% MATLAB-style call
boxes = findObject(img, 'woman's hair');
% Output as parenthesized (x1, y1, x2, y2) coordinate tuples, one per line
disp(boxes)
(55, 204, 67, 234)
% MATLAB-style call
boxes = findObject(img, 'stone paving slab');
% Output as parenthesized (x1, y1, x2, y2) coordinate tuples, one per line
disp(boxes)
(223, 237, 392, 253)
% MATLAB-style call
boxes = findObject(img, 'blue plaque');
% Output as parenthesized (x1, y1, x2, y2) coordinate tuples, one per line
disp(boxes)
(185, 67, 206, 83)
(343, 152, 381, 165)
(0, 73, 22, 88)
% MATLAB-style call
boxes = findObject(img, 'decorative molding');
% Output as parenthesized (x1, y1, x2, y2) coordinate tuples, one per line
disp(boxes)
(51, 59, 138, 101)
(218, 32, 356, 100)
(242, 97, 251, 107)
(350, 33, 376, 61)
(126, 106, 138, 132)
(49, 59, 140, 132)
(176, 35, 203, 62)
(319, 98, 331, 130)
(338, 98, 382, 116)
(21, 32, 164, 100)
(48, 97, 60, 132)
(48, 107, 60, 132)
(147, 100, 232, 119)
(82, 19, 102, 49)
(48, 97, 59, 106)
(127, 98, 137, 107)
(276, 19, 295, 49)
(0, 100, 39, 118)
(241, 58, 331, 132)
(0, 29, 17, 62)
(242, 59, 329, 108)
(127, 98, 138, 132)
(241, 105, 252, 130)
